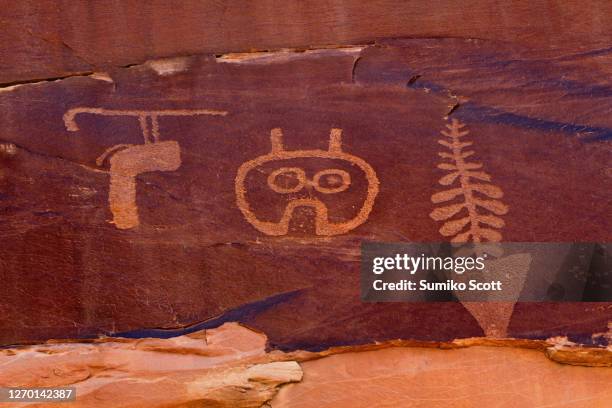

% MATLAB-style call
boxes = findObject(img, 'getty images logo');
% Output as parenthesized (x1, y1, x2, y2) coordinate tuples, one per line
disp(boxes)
(371, 253, 488, 275)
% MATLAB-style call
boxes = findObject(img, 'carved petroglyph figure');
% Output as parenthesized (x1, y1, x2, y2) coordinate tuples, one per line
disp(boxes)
(430, 119, 530, 338)
(64, 107, 228, 229)
(105, 142, 181, 229)
(235, 128, 379, 236)
(451, 247, 531, 338)
(430, 119, 508, 243)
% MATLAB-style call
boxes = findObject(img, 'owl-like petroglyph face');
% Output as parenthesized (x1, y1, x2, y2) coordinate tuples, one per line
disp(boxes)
(235, 128, 379, 236)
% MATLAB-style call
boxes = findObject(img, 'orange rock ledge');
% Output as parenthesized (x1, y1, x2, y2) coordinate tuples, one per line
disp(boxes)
(0, 322, 610, 407)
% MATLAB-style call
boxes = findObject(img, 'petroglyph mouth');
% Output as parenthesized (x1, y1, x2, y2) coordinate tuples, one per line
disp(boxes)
(276, 199, 329, 235)
(286, 201, 319, 234)
(239, 198, 354, 236)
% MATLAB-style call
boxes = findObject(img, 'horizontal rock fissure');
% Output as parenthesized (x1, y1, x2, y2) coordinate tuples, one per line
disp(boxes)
(0, 71, 95, 90)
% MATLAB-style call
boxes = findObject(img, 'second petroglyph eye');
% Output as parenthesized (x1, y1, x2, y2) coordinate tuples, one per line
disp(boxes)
(313, 169, 351, 194)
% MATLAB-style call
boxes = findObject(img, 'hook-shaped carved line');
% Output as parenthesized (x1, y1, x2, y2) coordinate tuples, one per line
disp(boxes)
(63, 107, 229, 132)
(95, 144, 133, 166)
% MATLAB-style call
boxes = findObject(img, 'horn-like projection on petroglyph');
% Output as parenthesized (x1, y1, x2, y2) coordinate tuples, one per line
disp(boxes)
(430, 119, 529, 338)
(64, 107, 228, 229)
(235, 128, 379, 236)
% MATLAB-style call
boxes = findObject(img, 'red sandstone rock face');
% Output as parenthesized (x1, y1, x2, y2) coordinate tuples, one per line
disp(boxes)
(1, 4, 611, 408)
(2, 2, 612, 84)
(0, 37, 610, 349)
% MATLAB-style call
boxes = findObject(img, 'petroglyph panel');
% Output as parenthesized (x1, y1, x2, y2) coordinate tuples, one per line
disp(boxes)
(0, 40, 610, 350)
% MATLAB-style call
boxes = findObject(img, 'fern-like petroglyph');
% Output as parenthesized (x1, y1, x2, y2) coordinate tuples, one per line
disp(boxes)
(430, 119, 508, 243)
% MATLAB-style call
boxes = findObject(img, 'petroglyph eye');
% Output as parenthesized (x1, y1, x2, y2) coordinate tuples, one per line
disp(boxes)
(267, 167, 306, 193)
(313, 169, 351, 194)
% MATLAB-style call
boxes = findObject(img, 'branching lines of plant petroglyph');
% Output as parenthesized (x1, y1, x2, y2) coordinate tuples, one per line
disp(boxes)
(430, 119, 508, 243)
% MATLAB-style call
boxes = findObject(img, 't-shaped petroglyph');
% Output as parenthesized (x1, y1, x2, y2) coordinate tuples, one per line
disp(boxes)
(64, 107, 228, 229)
(235, 128, 379, 236)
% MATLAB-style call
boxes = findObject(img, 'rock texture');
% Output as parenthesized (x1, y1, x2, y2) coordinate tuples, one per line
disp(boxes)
(0, 39, 610, 349)
(2, 2, 612, 84)
(0, 323, 302, 408)
(272, 345, 612, 408)
(0, 3, 611, 406)
(0, 323, 609, 407)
